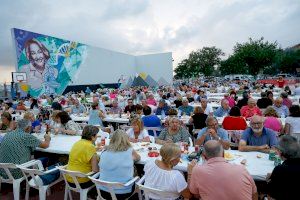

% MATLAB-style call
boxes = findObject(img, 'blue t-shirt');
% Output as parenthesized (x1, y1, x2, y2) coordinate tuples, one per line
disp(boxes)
(178, 106, 194, 116)
(197, 127, 229, 142)
(214, 107, 229, 117)
(142, 115, 161, 136)
(241, 127, 278, 147)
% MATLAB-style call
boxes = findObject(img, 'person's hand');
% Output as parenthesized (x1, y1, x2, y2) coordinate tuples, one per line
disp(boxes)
(187, 159, 197, 174)
(207, 128, 217, 138)
(260, 144, 270, 150)
(44, 134, 51, 142)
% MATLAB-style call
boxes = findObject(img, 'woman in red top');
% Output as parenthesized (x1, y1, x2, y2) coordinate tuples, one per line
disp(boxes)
(240, 98, 262, 119)
(222, 106, 247, 130)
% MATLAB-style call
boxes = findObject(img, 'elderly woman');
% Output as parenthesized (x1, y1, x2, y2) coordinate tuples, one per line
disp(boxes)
(263, 106, 282, 134)
(67, 125, 99, 188)
(189, 106, 207, 130)
(98, 130, 141, 199)
(146, 94, 157, 106)
(156, 117, 190, 145)
(126, 117, 150, 143)
(240, 98, 262, 119)
(0, 112, 16, 131)
(23, 111, 41, 133)
(144, 143, 191, 200)
(55, 111, 80, 135)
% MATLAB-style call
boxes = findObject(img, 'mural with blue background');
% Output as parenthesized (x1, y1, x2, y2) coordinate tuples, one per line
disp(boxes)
(12, 28, 87, 97)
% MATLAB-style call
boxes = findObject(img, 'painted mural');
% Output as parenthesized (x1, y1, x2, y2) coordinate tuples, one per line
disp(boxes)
(12, 28, 87, 97)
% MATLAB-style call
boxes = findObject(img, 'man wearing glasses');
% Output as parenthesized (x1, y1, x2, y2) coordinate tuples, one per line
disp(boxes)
(124, 98, 136, 113)
(239, 115, 278, 153)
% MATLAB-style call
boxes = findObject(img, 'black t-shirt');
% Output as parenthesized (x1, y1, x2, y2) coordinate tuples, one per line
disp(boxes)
(257, 98, 273, 109)
(192, 113, 208, 129)
(174, 100, 182, 108)
(267, 158, 300, 200)
(237, 98, 248, 109)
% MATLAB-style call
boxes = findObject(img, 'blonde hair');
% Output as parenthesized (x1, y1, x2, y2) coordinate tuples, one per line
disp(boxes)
(264, 106, 279, 117)
(160, 143, 181, 166)
(106, 129, 132, 152)
(131, 117, 144, 132)
(23, 111, 34, 120)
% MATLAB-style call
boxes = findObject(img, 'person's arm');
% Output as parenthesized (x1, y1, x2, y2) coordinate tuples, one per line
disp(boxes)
(91, 154, 99, 172)
(188, 116, 194, 124)
(219, 138, 230, 150)
(238, 140, 270, 153)
(61, 128, 77, 135)
(39, 134, 51, 149)
(132, 149, 141, 162)
(155, 129, 167, 144)
(180, 187, 192, 199)
(195, 131, 207, 146)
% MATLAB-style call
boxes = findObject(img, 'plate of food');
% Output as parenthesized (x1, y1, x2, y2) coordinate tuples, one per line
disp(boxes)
(224, 152, 235, 161)
(148, 151, 159, 157)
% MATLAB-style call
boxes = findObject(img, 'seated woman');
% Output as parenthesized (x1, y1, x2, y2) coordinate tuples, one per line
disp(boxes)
(156, 117, 190, 145)
(55, 111, 81, 135)
(263, 106, 282, 134)
(0, 112, 16, 131)
(146, 94, 157, 106)
(284, 105, 300, 139)
(88, 102, 104, 127)
(98, 130, 141, 199)
(189, 106, 208, 130)
(67, 125, 99, 188)
(222, 106, 247, 130)
(23, 111, 41, 133)
(126, 117, 150, 143)
(144, 143, 191, 200)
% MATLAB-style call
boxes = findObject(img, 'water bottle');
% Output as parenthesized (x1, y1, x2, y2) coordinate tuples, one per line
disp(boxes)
(161, 110, 165, 120)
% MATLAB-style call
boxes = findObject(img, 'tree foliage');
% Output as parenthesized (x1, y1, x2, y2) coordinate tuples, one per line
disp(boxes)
(220, 37, 279, 75)
(174, 46, 224, 79)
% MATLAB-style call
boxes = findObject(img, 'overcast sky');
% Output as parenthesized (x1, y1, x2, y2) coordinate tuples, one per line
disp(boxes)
(0, 0, 299, 83)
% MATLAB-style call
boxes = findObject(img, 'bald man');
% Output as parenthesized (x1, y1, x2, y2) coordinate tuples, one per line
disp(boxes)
(239, 115, 278, 153)
(272, 97, 289, 117)
(188, 140, 257, 200)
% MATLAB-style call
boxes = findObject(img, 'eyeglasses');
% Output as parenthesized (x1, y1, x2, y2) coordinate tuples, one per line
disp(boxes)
(207, 123, 218, 127)
(251, 122, 262, 126)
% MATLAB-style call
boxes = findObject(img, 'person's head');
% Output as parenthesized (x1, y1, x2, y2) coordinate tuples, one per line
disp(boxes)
(166, 109, 176, 117)
(260, 92, 267, 98)
(17, 119, 32, 133)
(289, 105, 300, 117)
(182, 98, 189, 106)
(276, 135, 300, 160)
(160, 143, 181, 168)
(51, 110, 61, 122)
(131, 118, 144, 133)
(23, 111, 35, 122)
(266, 91, 273, 99)
(107, 129, 131, 152)
(264, 106, 279, 117)
(203, 140, 224, 160)
(112, 100, 118, 108)
(135, 104, 143, 115)
(250, 115, 264, 134)
(81, 125, 99, 142)
(247, 98, 256, 108)
(158, 99, 166, 108)
(51, 102, 62, 111)
(278, 76, 283, 80)
(206, 116, 218, 130)
(193, 106, 204, 115)
(91, 102, 98, 110)
(168, 117, 181, 132)
(127, 98, 134, 106)
(280, 92, 288, 99)
(56, 111, 71, 125)
(1, 112, 12, 125)
(274, 97, 283, 108)
(25, 39, 50, 68)
(143, 106, 152, 116)
(229, 106, 241, 117)
(200, 98, 208, 107)
(141, 99, 147, 107)
(221, 99, 230, 110)
(242, 91, 249, 99)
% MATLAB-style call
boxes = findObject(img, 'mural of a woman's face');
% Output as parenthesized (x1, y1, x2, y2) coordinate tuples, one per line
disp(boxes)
(29, 43, 46, 68)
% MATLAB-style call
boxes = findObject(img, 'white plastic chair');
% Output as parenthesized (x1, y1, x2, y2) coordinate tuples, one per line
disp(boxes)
(136, 176, 179, 200)
(144, 127, 161, 138)
(0, 161, 34, 200)
(17, 160, 63, 200)
(88, 172, 139, 200)
(58, 165, 95, 200)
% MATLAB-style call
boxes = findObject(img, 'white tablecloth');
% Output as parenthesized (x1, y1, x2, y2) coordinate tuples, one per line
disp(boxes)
(34, 134, 275, 181)
(71, 114, 130, 124)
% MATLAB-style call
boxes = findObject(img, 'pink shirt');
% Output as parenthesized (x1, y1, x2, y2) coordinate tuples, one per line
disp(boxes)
(225, 97, 236, 108)
(146, 99, 157, 106)
(189, 157, 257, 200)
(240, 105, 262, 119)
(264, 117, 282, 133)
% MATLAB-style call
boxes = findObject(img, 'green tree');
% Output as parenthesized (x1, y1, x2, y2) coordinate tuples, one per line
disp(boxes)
(275, 49, 300, 74)
(220, 37, 279, 75)
(174, 46, 224, 79)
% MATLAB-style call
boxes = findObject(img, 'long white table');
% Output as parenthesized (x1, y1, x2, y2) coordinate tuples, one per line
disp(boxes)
(71, 114, 130, 124)
(34, 134, 275, 181)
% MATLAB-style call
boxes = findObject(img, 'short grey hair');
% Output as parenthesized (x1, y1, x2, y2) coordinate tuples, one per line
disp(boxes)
(203, 140, 223, 159)
(17, 119, 32, 131)
(205, 116, 218, 126)
(277, 135, 300, 159)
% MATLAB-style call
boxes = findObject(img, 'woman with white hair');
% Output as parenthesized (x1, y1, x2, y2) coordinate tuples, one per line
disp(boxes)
(144, 143, 192, 200)
(98, 130, 140, 199)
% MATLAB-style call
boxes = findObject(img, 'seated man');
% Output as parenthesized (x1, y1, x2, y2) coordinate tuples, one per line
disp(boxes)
(155, 99, 170, 116)
(189, 140, 257, 200)
(214, 99, 230, 117)
(272, 97, 289, 117)
(110, 100, 122, 114)
(178, 98, 194, 116)
(267, 135, 300, 199)
(0, 119, 58, 185)
(124, 98, 136, 113)
(70, 99, 86, 114)
(239, 115, 278, 153)
(196, 116, 230, 149)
